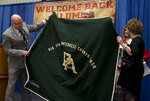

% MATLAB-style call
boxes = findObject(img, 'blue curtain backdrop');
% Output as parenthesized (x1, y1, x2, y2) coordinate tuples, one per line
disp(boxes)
(0, 0, 150, 100)
(0, 0, 150, 57)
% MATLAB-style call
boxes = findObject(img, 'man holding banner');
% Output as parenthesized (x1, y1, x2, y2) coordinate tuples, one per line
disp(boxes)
(2, 14, 50, 101)
(82, 9, 95, 18)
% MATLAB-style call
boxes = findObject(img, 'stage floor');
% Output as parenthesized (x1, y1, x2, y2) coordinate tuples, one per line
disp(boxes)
(14, 92, 45, 101)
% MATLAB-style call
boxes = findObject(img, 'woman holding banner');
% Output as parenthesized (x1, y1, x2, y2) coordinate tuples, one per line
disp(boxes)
(115, 18, 145, 101)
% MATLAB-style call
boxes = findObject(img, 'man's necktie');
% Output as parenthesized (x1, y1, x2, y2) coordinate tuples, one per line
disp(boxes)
(19, 29, 27, 43)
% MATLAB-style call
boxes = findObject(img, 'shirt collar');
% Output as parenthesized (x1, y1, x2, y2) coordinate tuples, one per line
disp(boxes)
(12, 26, 20, 33)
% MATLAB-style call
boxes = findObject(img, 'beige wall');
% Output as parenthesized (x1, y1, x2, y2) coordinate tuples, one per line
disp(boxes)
(0, 0, 41, 5)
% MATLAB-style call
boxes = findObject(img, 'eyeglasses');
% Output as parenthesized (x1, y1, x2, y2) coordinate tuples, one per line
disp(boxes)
(13, 22, 22, 25)
(82, 13, 91, 16)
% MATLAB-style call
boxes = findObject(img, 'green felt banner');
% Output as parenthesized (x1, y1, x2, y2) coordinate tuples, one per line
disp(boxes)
(25, 12, 118, 101)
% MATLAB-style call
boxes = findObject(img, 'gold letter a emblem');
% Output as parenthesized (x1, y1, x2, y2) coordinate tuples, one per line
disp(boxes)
(62, 52, 77, 74)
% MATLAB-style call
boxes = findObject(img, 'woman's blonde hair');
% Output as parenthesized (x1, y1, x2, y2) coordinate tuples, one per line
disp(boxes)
(122, 26, 131, 40)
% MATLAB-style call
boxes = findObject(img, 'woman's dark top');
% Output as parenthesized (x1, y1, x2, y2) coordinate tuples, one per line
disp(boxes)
(117, 36, 145, 96)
